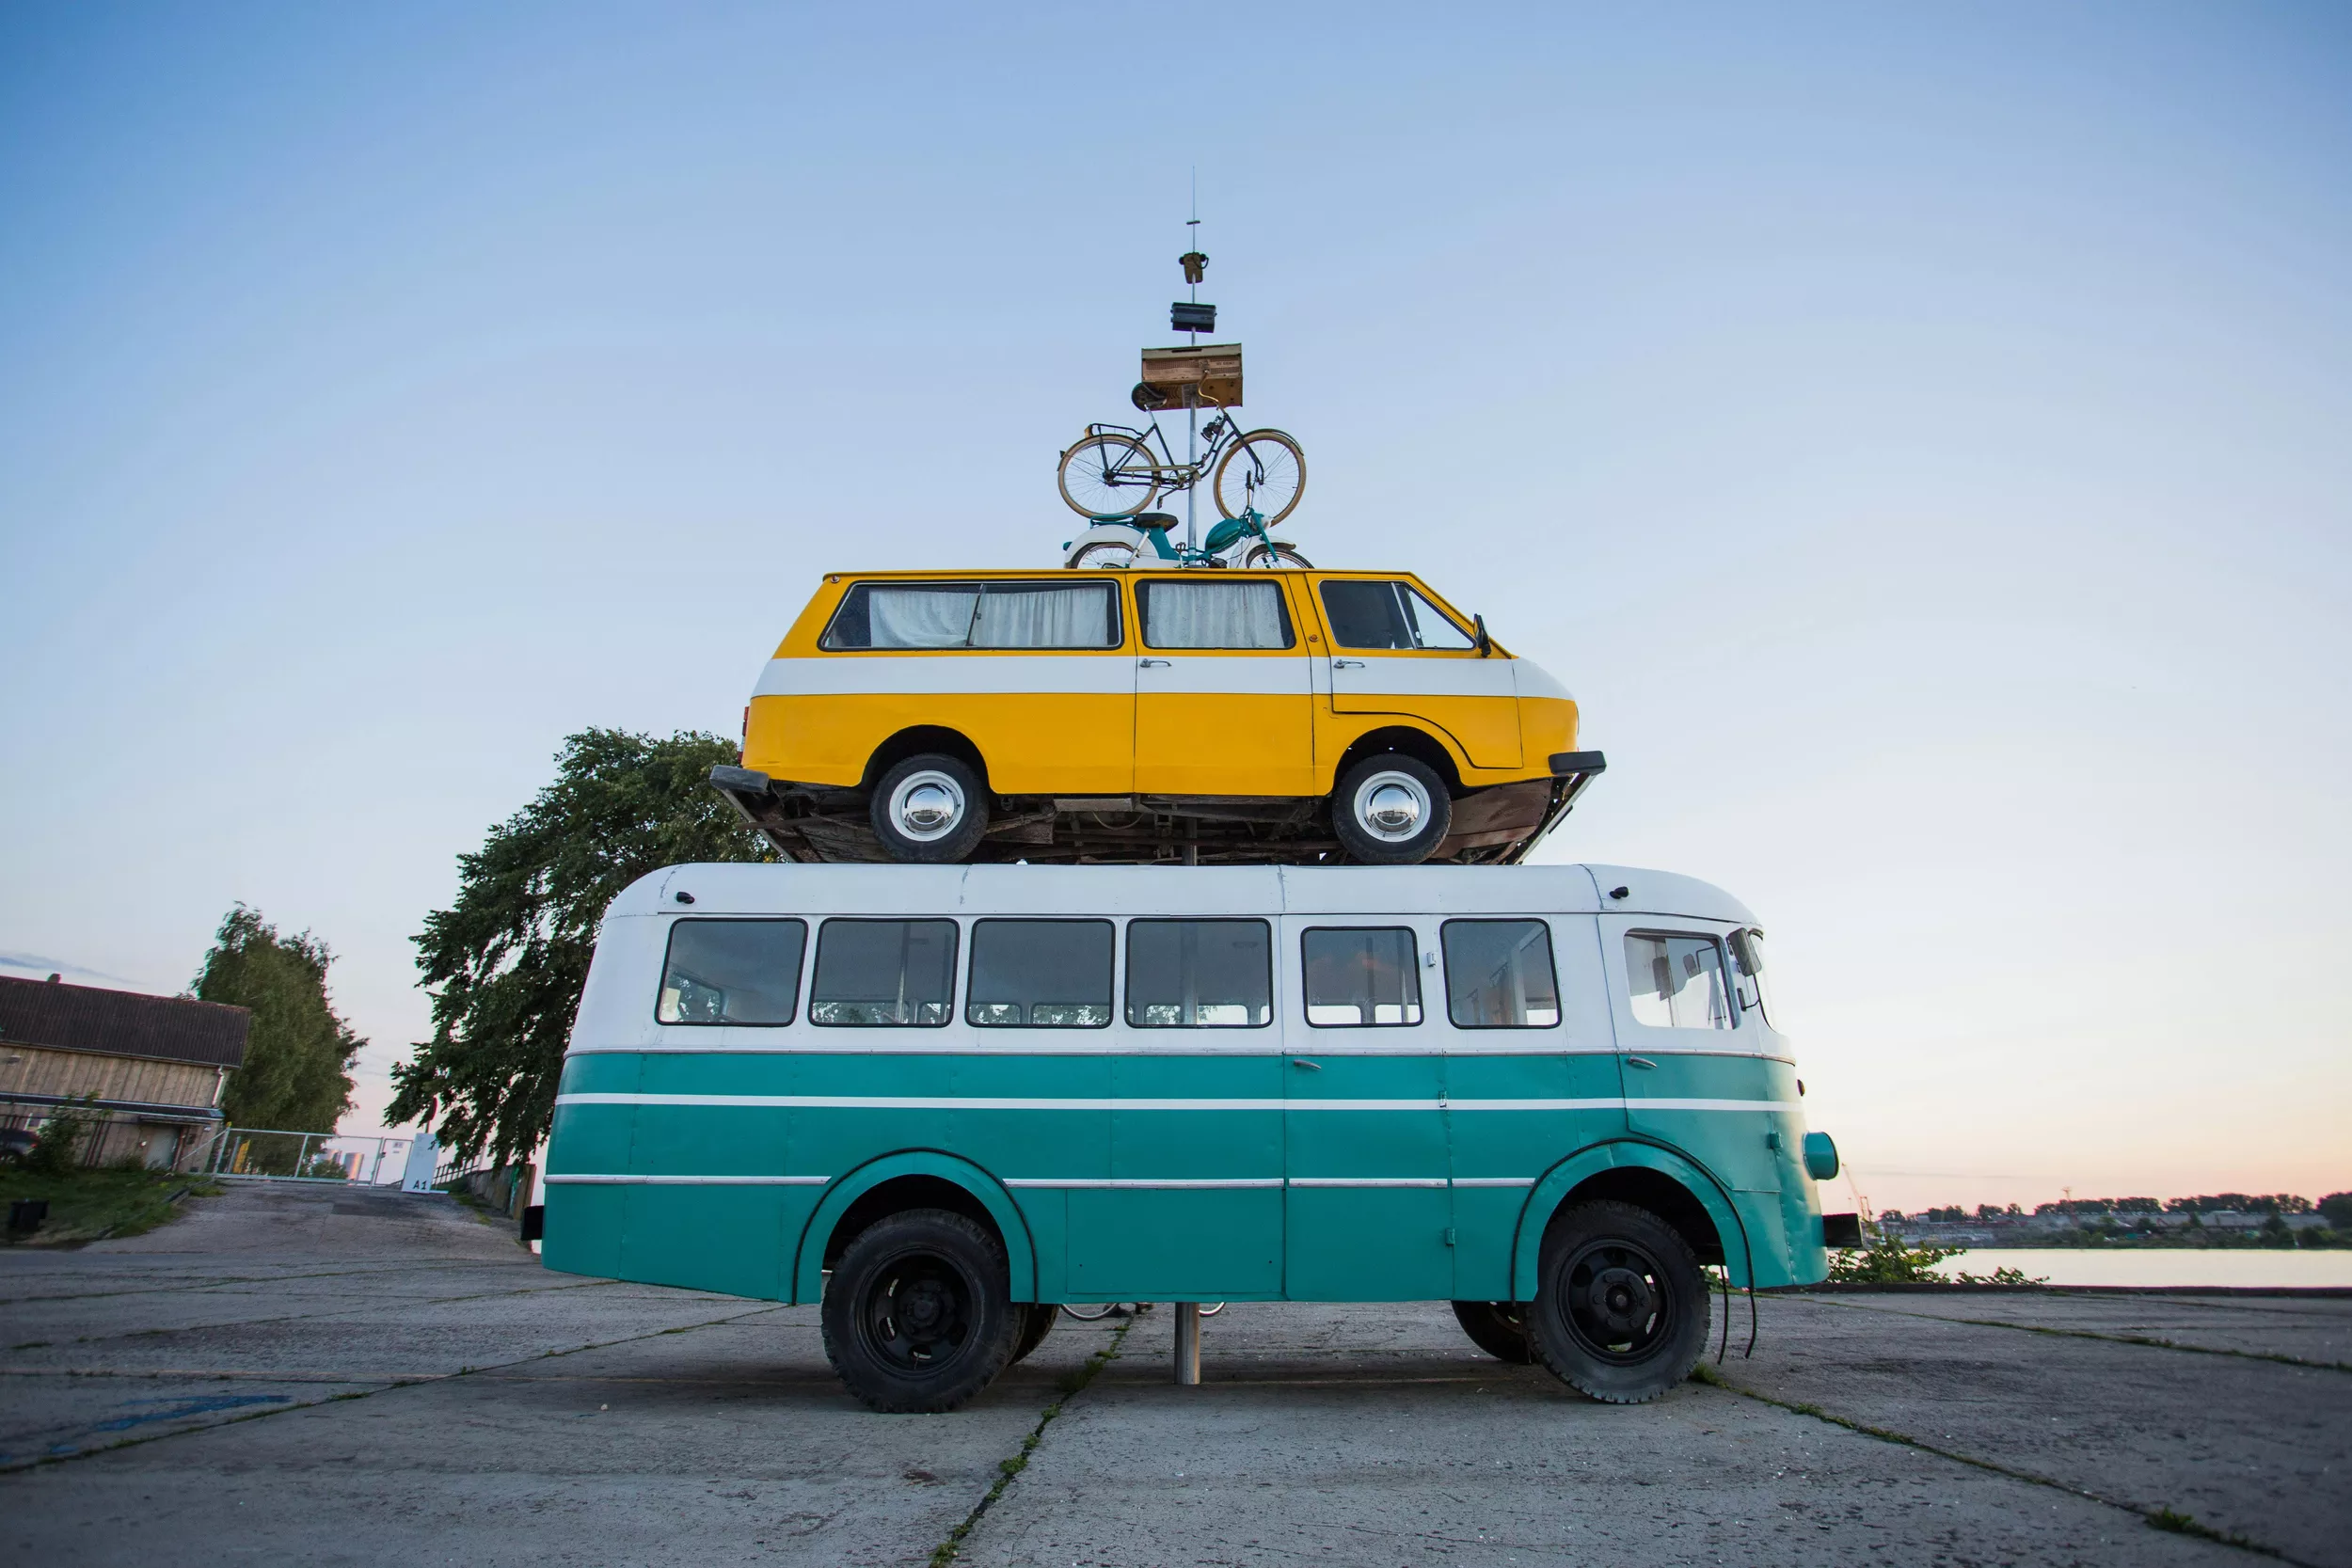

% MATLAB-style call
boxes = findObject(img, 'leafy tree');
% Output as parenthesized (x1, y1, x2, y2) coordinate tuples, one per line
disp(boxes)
(193, 907, 362, 1144)
(2321, 1193, 2352, 1229)
(388, 729, 771, 1166)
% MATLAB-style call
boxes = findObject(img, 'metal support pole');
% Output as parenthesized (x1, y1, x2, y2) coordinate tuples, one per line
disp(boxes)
(1184, 386, 1199, 553)
(1173, 1300, 1200, 1385)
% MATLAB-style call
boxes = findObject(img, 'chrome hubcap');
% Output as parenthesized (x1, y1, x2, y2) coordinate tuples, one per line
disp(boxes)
(1355, 770, 1430, 842)
(890, 771, 965, 841)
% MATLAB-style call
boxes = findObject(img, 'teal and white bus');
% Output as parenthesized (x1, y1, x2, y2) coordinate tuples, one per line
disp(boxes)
(542, 863, 1845, 1410)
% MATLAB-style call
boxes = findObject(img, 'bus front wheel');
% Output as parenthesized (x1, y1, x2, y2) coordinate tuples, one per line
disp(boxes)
(1526, 1200, 1708, 1403)
(821, 1208, 1023, 1413)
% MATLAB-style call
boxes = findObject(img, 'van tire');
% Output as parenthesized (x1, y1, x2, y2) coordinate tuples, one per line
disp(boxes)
(1009, 1302, 1058, 1365)
(870, 753, 991, 863)
(1526, 1200, 1709, 1404)
(1451, 1300, 1534, 1363)
(1331, 753, 1451, 864)
(821, 1208, 1022, 1413)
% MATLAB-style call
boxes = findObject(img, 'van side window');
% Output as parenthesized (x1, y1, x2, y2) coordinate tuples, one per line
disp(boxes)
(1136, 580, 1295, 650)
(810, 918, 959, 1026)
(968, 919, 1113, 1028)
(1624, 933, 1735, 1030)
(1126, 919, 1273, 1027)
(1302, 927, 1422, 1027)
(1441, 920, 1561, 1028)
(1319, 580, 1475, 651)
(657, 919, 807, 1025)
(821, 581, 1120, 650)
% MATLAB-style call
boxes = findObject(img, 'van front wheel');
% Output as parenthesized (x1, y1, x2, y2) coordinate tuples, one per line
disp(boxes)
(1526, 1200, 1709, 1404)
(1331, 754, 1451, 864)
(870, 753, 990, 863)
(821, 1209, 1022, 1413)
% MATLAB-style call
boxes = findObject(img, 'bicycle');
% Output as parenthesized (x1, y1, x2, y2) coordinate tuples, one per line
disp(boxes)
(1057, 402, 1306, 528)
(1061, 1301, 1225, 1321)
(1062, 504, 1312, 571)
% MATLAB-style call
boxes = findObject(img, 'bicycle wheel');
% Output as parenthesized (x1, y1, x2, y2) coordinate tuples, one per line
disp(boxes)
(1241, 543, 1312, 569)
(1059, 1302, 1119, 1321)
(1058, 434, 1162, 518)
(1198, 1303, 1226, 1317)
(1069, 539, 1139, 569)
(1212, 429, 1306, 526)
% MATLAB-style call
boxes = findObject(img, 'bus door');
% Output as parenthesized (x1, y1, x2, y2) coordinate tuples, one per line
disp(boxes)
(1070, 916, 1285, 1300)
(1282, 917, 1453, 1300)
(1434, 915, 1622, 1301)
(1129, 577, 1315, 797)
(1602, 917, 1783, 1209)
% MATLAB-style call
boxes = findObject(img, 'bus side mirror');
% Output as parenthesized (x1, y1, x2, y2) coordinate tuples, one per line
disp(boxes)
(1473, 613, 1492, 657)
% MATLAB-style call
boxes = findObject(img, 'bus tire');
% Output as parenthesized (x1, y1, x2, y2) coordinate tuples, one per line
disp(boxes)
(1331, 753, 1451, 864)
(821, 1208, 1022, 1413)
(1526, 1200, 1708, 1404)
(870, 753, 991, 863)
(1450, 1300, 1534, 1364)
(1009, 1302, 1058, 1365)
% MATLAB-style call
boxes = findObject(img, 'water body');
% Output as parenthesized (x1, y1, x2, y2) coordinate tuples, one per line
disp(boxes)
(1933, 1248, 2352, 1288)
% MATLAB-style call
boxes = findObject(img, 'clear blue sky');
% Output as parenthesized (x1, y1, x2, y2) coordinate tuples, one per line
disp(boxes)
(3, 3, 2346, 1211)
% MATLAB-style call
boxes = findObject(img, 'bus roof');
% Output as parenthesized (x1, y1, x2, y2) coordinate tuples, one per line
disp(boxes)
(611, 863, 1757, 927)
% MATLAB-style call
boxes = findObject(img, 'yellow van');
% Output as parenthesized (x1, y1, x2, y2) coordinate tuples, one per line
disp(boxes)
(716, 569, 1602, 866)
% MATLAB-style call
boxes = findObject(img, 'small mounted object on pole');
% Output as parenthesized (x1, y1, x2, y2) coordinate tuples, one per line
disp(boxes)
(1137, 343, 1243, 409)
(1170, 300, 1216, 334)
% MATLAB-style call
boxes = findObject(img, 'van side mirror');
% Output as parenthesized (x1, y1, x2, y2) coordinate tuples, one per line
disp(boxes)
(1473, 613, 1492, 657)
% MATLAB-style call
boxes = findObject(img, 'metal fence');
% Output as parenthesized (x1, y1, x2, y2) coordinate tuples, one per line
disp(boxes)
(190, 1126, 415, 1185)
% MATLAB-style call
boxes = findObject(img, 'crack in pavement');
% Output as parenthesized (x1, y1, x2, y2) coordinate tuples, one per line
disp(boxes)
(1789, 1292, 2352, 1373)
(0, 1302, 795, 1475)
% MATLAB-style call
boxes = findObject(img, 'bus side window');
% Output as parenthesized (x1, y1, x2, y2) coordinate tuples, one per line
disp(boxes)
(1440, 920, 1560, 1028)
(1127, 919, 1273, 1027)
(1302, 927, 1422, 1026)
(809, 918, 959, 1026)
(968, 919, 1114, 1028)
(1624, 933, 1735, 1030)
(657, 919, 807, 1025)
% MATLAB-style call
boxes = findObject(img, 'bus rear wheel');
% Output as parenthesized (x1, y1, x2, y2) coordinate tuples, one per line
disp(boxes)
(1009, 1302, 1058, 1365)
(1526, 1200, 1708, 1403)
(821, 1209, 1022, 1413)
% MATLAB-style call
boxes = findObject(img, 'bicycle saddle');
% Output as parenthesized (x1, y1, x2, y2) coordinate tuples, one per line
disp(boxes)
(1131, 381, 1173, 412)
(1130, 513, 1179, 531)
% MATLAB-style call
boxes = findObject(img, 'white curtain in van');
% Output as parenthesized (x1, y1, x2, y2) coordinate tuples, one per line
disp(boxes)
(973, 585, 1111, 648)
(1144, 581, 1286, 649)
(867, 589, 979, 648)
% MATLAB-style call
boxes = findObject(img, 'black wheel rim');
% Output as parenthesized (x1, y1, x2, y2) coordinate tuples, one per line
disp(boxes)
(858, 1247, 980, 1377)
(1557, 1239, 1676, 1365)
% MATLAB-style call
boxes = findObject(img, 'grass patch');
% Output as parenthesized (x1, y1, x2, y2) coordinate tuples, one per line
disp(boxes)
(0, 1168, 220, 1245)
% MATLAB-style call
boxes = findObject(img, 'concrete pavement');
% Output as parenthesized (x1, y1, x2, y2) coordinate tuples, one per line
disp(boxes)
(2, 1182, 2344, 1565)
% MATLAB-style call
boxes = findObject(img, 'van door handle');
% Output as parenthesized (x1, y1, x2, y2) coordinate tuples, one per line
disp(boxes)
(1332, 658, 1365, 669)
(1138, 657, 1171, 668)
(1291, 1058, 1322, 1070)
(1626, 1056, 1658, 1070)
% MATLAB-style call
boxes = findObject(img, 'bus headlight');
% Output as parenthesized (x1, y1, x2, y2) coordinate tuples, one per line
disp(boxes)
(1803, 1132, 1839, 1182)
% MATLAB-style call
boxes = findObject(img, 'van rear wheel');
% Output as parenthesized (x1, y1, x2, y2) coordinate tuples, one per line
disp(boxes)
(821, 1208, 1021, 1413)
(1331, 753, 1451, 864)
(870, 753, 990, 863)
(1526, 1200, 1709, 1404)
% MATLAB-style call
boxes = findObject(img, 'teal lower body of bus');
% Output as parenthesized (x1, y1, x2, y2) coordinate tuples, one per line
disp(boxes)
(541, 1048, 1830, 1303)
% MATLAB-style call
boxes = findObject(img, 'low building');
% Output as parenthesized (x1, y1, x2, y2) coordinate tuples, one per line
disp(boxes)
(0, 974, 248, 1169)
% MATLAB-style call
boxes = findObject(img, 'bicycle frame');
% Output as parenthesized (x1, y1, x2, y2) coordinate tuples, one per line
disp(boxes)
(1086, 406, 1239, 495)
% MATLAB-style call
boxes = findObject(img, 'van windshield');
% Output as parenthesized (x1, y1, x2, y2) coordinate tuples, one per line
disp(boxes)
(823, 581, 1120, 650)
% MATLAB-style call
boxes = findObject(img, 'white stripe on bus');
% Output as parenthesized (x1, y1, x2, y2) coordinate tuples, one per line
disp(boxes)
(542, 1174, 829, 1185)
(1002, 1178, 1284, 1190)
(750, 653, 1538, 702)
(1287, 1177, 1449, 1189)
(556, 1093, 1797, 1114)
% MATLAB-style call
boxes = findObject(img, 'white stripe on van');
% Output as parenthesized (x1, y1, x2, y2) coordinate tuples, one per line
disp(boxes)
(556, 1093, 1797, 1114)
(751, 652, 1541, 701)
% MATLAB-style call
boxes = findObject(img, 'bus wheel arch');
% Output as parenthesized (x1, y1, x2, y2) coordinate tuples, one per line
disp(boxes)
(793, 1154, 1038, 1305)
(1511, 1144, 1746, 1300)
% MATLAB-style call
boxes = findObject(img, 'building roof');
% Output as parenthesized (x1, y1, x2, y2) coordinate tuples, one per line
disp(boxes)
(0, 975, 248, 1069)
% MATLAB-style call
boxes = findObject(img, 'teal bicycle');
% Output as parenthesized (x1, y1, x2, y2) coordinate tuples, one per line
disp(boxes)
(1061, 505, 1311, 571)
